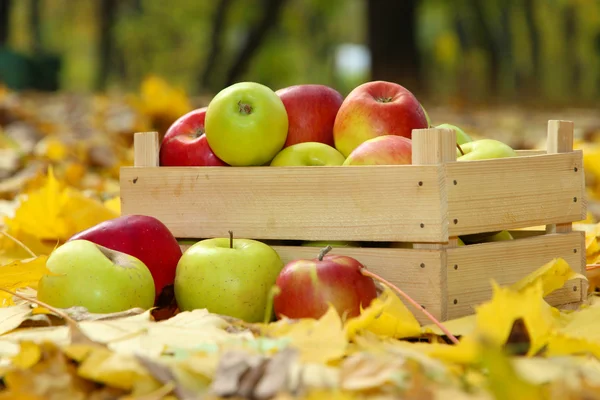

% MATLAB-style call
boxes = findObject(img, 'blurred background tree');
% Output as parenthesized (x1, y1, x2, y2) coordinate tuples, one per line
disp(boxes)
(1, 0, 599, 107)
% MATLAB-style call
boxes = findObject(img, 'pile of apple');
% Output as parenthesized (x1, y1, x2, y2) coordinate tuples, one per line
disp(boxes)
(35, 79, 521, 324)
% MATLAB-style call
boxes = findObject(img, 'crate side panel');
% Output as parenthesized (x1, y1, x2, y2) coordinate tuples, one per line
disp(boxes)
(120, 165, 445, 242)
(446, 231, 585, 320)
(271, 246, 445, 325)
(447, 152, 585, 236)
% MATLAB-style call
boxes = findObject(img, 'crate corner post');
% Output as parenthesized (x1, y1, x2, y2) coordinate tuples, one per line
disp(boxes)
(134, 131, 160, 167)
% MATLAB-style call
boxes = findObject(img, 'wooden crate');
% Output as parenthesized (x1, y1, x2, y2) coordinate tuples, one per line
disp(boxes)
(119, 120, 587, 324)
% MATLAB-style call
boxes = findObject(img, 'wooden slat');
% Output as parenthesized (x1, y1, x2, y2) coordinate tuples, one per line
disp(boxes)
(546, 120, 575, 234)
(446, 151, 585, 236)
(134, 132, 159, 167)
(515, 149, 546, 156)
(120, 165, 445, 242)
(178, 243, 446, 325)
(446, 231, 585, 319)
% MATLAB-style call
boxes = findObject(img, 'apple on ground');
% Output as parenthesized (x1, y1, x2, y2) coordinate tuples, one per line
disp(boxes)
(37, 240, 155, 313)
(174, 232, 284, 322)
(435, 123, 473, 145)
(68, 214, 182, 299)
(270, 142, 345, 166)
(300, 240, 361, 248)
(273, 246, 378, 319)
(205, 82, 288, 166)
(276, 84, 344, 148)
(333, 80, 428, 158)
(343, 135, 412, 166)
(159, 107, 229, 167)
(457, 139, 517, 161)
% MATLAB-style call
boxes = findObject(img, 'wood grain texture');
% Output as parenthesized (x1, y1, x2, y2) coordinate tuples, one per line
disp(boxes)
(121, 165, 446, 242)
(446, 151, 585, 236)
(445, 231, 585, 319)
(134, 132, 159, 167)
(546, 120, 575, 234)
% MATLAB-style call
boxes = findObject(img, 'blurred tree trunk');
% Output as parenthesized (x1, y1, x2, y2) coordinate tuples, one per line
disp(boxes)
(0, 0, 11, 46)
(367, 0, 421, 92)
(30, 0, 41, 53)
(96, 0, 118, 91)
(468, 0, 499, 98)
(565, 3, 579, 94)
(201, 0, 233, 92)
(224, 0, 288, 86)
(522, 0, 539, 99)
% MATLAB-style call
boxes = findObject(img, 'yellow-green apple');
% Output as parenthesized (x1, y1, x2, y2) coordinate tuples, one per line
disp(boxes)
(68, 214, 182, 299)
(273, 247, 378, 319)
(205, 82, 288, 166)
(275, 84, 343, 147)
(333, 80, 428, 157)
(422, 104, 432, 127)
(270, 142, 345, 166)
(159, 107, 228, 166)
(436, 123, 473, 145)
(457, 139, 517, 161)
(461, 230, 514, 245)
(37, 240, 155, 313)
(300, 240, 360, 248)
(174, 233, 284, 322)
(343, 135, 412, 166)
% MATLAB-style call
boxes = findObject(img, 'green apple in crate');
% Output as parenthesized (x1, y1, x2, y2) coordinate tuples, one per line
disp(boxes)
(174, 233, 284, 322)
(457, 139, 517, 161)
(205, 82, 288, 166)
(343, 135, 412, 166)
(435, 123, 473, 145)
(270, 142, 345, 166)
(37, 240, 155, 313)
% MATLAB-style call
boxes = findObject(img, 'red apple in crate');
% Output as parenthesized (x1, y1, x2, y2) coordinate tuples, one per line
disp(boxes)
(273, 247, 378, 319)
(68, 215, 183, 298)
(159, 107, 229, 167)
(276, 84, 344, 148)
(333, 80, 428, 157)
(343, 135, 412, 166)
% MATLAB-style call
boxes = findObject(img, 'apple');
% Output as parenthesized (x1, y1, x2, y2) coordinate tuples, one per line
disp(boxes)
(333, 80, 428, 157)
(275, 84, 343, 148)
(273, 247, 378, 319)
(174, 232, 284, 322)
(422, 104, 432, 127)
(457, 139, 517, 161)
(37, 240, 155, 313)
(300, 240, 360, 248)
(205, 82, 288, 166)
(68, 215, 182, 298)
(436, 123, 473, 145)
(343, 135, 412, 166)
(159, 107, 229, 167)
(270, 142, 345, 166)
(461, 230, 514, 245)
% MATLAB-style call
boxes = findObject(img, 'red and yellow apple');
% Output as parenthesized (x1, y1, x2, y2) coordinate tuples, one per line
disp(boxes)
(273, 247, 378, 319)
(343, 135, 412, 166)
(270, 142, 345, 166)
(159, 107, 229, 167)
(275, 84, 344, 148)
(333, 80, 428, 157)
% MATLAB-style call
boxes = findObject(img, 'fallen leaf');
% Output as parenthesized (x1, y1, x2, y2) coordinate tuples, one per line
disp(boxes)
(0, 303, 33, 335)
(339, 352, 406, 392)
(509, 258, 585, 297)
(0, 256, 51, 307)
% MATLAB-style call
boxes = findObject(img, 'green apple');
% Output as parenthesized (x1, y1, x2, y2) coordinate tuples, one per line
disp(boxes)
(205, 82, 288, 166)
(174, 234, 284, 322)
(301, 240, 360, 248)
(436, 123, 473, 145)
(270, 142, 345, 166)
(422, 104, 432, 127)
(460, 230, 514, 245)
(37, 240, 155, 313)
(457, 139, 518, 161)
(457, 237, 465, 246)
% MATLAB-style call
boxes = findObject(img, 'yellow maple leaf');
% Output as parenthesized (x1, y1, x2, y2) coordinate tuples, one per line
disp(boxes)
(345, 285, 421, 340)
(136, 75, 191, 122)
(0, 255, 51, 307)
(509, 258, 585, 297)
(545, 332, 600, 359)
(3, 167, 118, 244)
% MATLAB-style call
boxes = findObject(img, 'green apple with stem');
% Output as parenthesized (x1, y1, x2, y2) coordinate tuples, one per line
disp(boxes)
(205, 82, 289, 166)
(457, 139, 518, 161)
(174, 231, 284, 322)
(37, 240, 155, 313)
(270, 142, 345, 166)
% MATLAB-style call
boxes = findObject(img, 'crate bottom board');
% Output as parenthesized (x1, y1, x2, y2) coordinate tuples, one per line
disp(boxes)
(178, 231, 586, 325)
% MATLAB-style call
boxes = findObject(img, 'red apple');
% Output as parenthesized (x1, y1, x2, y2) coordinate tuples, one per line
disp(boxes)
(273, 247, 378, 319)
(275, 84, 344, 148)
(67, 215, 183, 299)
(159, 107, 229, 166)
(333, 80, 428, 157)
(343, 135, 412, 166)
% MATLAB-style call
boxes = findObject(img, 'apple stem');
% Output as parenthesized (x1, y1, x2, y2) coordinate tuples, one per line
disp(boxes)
(456, 143, 465, 156)
(0, 230, 36, 258)
(359, 267, 460, 345)
(238, 101, 252, 115)
(318, 245, 333, 261)
(228, 230, 233, 249)
(587, 263, 600, 271)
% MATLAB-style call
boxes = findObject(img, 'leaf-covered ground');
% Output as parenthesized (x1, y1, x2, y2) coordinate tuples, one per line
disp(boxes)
(2, 79, 600, 399)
